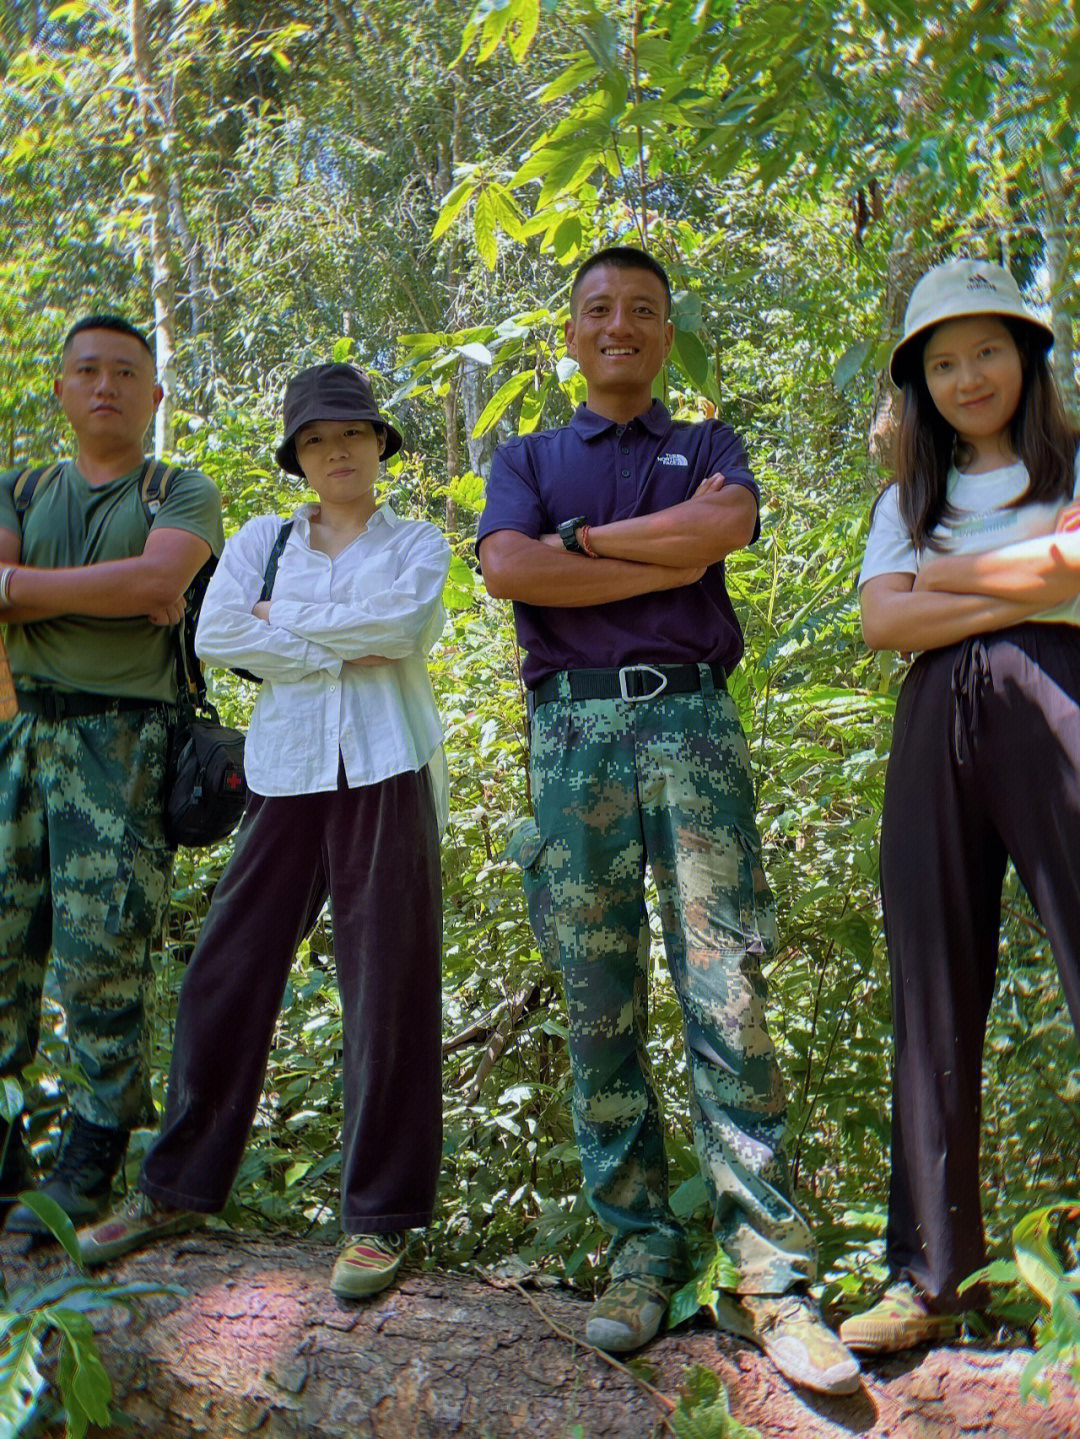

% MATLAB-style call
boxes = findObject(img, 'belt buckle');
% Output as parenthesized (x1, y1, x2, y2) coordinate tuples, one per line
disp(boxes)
(618, 664, 668, 703)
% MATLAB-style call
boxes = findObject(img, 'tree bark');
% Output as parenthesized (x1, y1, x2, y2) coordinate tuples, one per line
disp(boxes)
(129, 0, 178, 455)
(1041, 158, 1079, 427)
(4, 1233, 1078, 1439)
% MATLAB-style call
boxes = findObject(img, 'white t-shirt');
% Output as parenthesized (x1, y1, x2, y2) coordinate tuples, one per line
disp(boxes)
(860, 451, 1080, 627)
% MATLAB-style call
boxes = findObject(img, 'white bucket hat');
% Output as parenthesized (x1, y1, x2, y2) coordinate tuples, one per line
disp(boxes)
(890, 258, 1054, 385)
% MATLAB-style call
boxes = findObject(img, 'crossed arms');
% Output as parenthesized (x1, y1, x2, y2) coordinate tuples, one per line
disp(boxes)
(479, 475, 757, 606)
(861, 504, 1080, 653)
(0, 525, 211, 627)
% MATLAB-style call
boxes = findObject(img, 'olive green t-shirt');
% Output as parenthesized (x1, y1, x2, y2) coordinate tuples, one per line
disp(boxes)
(0, 460, 225, 702)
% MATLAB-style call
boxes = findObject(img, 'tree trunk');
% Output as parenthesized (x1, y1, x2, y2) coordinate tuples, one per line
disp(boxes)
(5, 1233, 1078, 1439)
(1041, 158, 1079, 427)
(129, 0, 177, 455)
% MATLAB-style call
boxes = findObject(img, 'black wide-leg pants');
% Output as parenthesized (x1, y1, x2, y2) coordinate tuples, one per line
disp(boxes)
(880, 624, 1080, 1309)
(140, 766, 443, 1233)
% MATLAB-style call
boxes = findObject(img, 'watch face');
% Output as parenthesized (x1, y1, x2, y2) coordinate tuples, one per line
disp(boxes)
(558, 516, 586, 552)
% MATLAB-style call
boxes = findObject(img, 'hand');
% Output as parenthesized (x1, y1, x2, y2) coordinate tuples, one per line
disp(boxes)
(251, 600, 272, 622)
(694, 472, 726, 497)
(147, 596, 187, 626)
(1056, 500, 1080, 533)
(538, 532, 564, 549)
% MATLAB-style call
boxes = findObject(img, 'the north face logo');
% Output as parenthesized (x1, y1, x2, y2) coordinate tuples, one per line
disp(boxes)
(656, 453, 689, 467)
(967, 272, 997, 291)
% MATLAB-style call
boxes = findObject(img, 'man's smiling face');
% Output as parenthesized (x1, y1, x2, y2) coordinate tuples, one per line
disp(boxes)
(565, 265, 674, 417)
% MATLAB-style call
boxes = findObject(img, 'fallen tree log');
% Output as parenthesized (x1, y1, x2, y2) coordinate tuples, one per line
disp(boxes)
(3, 1231, 1078, 1438)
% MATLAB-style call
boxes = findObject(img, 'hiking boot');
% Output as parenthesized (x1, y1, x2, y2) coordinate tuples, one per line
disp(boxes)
(5, 1115, 129, 1237)
(839, 1281, 959, 1354)
(77, 1190, 207, 1267)
(585, 1276, 672, 1352)
(717, 1290, 861, 1396)
(331, 1232, 406, 1298)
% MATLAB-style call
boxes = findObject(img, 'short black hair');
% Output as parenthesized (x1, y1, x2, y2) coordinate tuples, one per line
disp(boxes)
(569, 247, 672, 317)
(62, 314, 154, 360)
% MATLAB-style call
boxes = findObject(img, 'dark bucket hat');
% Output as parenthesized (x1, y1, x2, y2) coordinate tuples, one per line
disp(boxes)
(275, 362, 404, 477)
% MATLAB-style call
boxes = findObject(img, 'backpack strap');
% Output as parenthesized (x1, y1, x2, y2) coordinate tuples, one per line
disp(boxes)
(140, 459, 181, 525)
(258, 520, 294, 602)
(13, 463, 65, 519)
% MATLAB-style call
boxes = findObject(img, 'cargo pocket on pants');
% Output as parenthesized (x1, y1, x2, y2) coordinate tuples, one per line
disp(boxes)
(105, 826, 173, 939)
(505, 816, 558, 972)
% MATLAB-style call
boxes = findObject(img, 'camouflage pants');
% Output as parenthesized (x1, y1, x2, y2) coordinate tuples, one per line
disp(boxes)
(526, 670, 815, 1293)
(0, 705, 173, 1130)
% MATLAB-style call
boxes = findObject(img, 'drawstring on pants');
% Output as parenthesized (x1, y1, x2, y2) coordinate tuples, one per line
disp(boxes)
(951, 637, 991, 766)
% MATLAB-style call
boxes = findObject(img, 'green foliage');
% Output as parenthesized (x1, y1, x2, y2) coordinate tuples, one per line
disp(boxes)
(669, 1364, 760, 1439)
(0, 5, 1078, 1426)
(0, 1182, 180, 1438)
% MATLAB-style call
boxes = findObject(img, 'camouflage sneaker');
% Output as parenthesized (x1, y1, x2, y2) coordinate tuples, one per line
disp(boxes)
(77, 1191, 206, 1267)
(839, 1281, 960, 1354)
(331, 1232, 406, 1298)
(720, 1291, 861, 1396)
(585, 1276, 672, 1353)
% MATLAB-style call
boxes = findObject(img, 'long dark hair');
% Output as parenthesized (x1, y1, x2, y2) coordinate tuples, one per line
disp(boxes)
(892, 318, 1079, 550)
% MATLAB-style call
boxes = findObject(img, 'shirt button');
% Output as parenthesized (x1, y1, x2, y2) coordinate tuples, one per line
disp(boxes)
(329, 684, 337, 693)
(621, 468, 630, 477)
(620, 446, 630, 455)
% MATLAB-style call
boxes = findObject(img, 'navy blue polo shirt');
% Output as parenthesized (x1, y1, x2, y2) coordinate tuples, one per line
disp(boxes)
(477, 401, 759, 688)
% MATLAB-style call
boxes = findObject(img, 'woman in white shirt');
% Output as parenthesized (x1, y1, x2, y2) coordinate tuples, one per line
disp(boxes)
(841, 260, 1080, 1355)
(78, 363, 450, 1299)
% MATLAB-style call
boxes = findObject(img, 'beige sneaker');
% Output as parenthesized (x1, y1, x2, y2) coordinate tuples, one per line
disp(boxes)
(77, 1190, 206, 1267)
(840, 1281, 959, 1354)
(715, 1290, 861, 1396)
(585, 1275, 672, 1352)
(330, 1232, 406, 1298)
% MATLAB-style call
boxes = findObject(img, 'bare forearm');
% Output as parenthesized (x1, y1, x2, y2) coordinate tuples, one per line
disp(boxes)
(862, 588, 1044, 652)
(916, 533, 1080, 607)
(6, 559, 182, 618)
(586, 489, 757, 567)
(480, 533, 703, 607)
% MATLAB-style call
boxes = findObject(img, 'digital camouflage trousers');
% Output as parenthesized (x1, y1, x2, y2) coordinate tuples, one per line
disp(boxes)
(523, 670, 815, 1293)
(0, 704, 173, 1131)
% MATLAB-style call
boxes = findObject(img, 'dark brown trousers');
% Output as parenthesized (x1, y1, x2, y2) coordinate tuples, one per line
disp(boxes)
(140, 766, 443, 1233)
(880, 624, 1080, 1308)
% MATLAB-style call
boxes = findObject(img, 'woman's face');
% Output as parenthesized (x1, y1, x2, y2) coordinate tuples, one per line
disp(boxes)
(294, 418, 385, 502)
(922, 315, 1024, 460)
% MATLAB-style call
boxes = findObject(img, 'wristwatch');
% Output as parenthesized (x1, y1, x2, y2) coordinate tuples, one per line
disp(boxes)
(557, 516, 588, 553)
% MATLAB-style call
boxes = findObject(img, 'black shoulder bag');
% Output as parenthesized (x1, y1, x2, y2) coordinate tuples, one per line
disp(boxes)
(164, 518, 294, 848)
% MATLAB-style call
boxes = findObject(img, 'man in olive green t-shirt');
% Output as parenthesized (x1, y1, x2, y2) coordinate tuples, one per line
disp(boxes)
(0, 315, 224, 1238)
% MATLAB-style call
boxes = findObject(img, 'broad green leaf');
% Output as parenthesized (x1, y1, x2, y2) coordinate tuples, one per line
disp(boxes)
(0, 1314, 45, 1436)
(0, 1078, 22, 1124)
(518, 375, 552, 433)
(47, 1309, 111, 1426)
(473, 189, 498, 270)
(832, 338, 873, 392)
(331, 337, 356, 364)
(432, 176, 478, 242)
(506, 0, 540, 62)
(472, 369, 533, 436)
(670, 327, 717, 403)
(14, 1191, 82, 1266)
(457, 341, 494, 367)
(537, 53, 599, 103)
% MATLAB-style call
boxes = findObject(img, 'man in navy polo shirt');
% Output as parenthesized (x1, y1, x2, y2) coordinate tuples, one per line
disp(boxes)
(478, 246, 859, 1396)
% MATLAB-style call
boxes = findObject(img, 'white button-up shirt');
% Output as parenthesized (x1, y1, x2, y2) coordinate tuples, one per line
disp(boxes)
(195, 503, 450, 825)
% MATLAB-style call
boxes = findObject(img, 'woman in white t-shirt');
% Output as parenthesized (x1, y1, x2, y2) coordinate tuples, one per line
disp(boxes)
(841, 260, 1080, 1356)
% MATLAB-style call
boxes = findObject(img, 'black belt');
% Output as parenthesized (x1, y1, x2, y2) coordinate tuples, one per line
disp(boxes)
(529, 662, 726, 713)
(14, 689, 163, 721)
